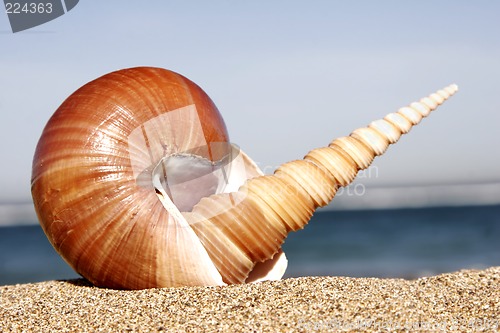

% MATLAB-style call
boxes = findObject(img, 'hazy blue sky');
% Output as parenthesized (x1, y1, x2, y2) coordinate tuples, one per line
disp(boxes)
(1, 1, 499, 203)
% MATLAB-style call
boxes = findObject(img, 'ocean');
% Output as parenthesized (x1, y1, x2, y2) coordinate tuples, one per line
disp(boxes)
(0, 204, 499, 286)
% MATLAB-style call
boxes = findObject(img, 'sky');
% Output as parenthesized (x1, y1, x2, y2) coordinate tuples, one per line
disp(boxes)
(0, 1, 499, 207)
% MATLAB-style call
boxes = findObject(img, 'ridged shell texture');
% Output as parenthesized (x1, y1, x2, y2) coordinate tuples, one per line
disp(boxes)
(31, 67, 457, 289)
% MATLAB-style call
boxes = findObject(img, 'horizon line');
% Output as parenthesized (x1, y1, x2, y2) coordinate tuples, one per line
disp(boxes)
(1, 179, 499, 205)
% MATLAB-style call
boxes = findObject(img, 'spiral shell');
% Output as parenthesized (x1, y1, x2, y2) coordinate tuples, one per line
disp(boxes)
(31, 66, 457, 289)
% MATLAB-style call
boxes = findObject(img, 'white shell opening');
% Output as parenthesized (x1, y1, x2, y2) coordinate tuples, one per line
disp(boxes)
(152, 153, 230, 212)
(151, 144, 253, 214)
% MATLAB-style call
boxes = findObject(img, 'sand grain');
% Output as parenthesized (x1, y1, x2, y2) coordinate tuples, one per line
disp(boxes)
(1, 267, 499, 332)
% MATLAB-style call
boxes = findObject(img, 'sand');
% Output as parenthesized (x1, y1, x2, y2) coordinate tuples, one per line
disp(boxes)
(1, 267, 499, 332)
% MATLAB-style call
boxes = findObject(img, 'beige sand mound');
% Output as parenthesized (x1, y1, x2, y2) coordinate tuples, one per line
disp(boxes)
(1, 267, 499, 332)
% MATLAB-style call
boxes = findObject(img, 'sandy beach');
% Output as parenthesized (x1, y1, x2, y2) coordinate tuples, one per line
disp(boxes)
(1, 267, 499, 332)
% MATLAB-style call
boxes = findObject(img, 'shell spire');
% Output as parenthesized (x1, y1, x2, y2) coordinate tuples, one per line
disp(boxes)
(32, 67, 459, 289)
(184, 84, 459, 284)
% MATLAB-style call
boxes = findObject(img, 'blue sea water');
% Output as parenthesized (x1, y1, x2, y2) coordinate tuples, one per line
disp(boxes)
(0, 204, 499, 286)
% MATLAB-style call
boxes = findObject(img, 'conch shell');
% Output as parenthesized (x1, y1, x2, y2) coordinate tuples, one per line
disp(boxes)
(31, 67, 457, 289)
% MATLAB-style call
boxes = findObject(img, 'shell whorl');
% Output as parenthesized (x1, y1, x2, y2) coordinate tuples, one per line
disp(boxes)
(184, 84, 458, 284)
(32, 67, 457, 289)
